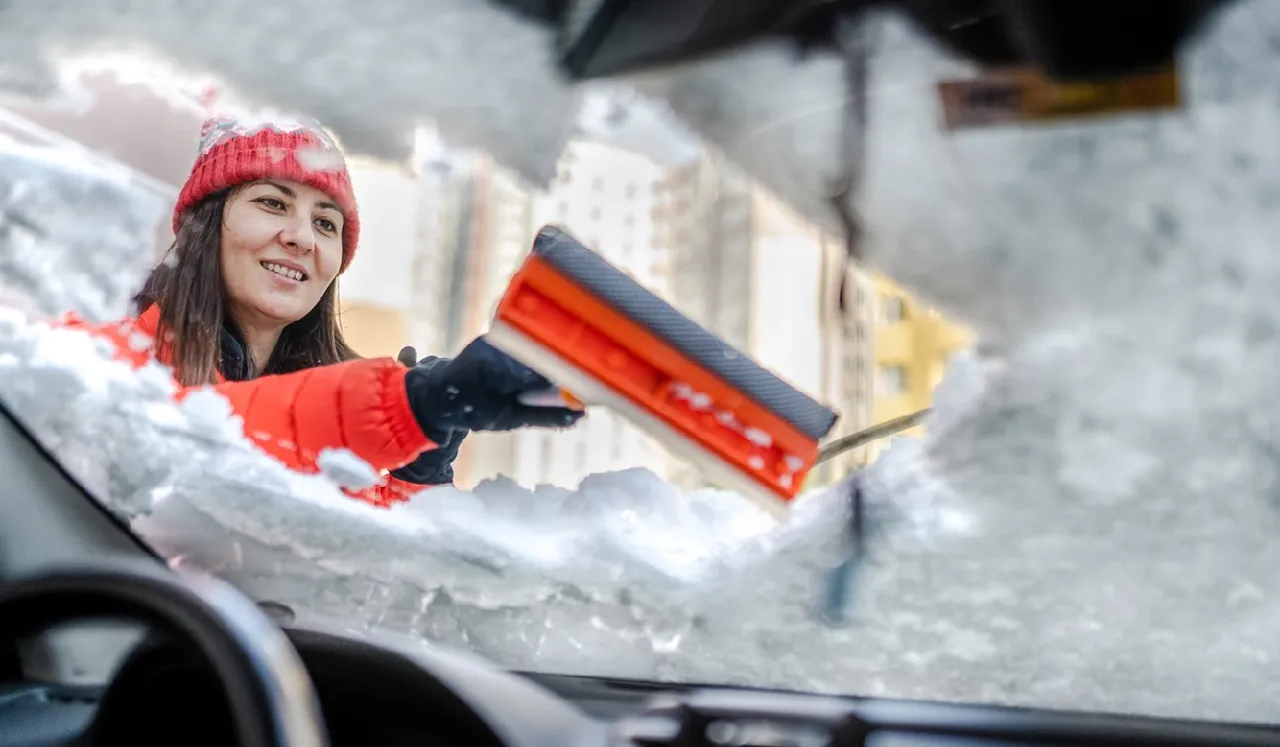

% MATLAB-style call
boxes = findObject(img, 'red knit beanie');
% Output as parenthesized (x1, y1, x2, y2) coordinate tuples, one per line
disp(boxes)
(172, 114, 361, 272)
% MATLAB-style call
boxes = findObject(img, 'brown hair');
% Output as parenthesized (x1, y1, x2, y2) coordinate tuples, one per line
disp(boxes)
(135, 189, 359, 386)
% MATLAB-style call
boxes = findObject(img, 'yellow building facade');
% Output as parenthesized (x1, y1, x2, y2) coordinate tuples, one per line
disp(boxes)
(869, 275, 970, 438)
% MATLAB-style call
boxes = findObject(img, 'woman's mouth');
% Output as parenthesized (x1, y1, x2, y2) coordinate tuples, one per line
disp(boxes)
(261, 261, 308, 282)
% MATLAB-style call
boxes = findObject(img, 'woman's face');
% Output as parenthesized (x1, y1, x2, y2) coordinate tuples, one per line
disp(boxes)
(220, 179, 344, 329)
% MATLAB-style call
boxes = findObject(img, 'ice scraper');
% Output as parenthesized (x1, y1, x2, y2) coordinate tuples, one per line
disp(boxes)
(489, 225, 840, 516)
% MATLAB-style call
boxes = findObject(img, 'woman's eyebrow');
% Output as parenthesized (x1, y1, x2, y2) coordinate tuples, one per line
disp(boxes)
(261, 180, 295, 198)
(261, 180, 344, 216)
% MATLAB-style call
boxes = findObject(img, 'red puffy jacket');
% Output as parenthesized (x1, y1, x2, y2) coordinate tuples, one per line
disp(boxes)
(63, 304, 435, 507)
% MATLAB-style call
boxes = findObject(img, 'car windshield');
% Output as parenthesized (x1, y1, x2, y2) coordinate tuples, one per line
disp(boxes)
(3, 0, 1280, 726)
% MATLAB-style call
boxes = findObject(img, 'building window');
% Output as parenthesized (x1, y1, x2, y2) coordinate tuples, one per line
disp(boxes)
(590, 206, 602, 221)
(878, 365, 908, 396)
(623, 213, 635, 228)
(624, 183, 638, 199)
(882, 296, 906, 324)
(592, 176, 604, 192)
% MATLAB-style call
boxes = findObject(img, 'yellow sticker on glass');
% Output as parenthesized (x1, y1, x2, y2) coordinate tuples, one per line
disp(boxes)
(938, 64, 1181, 130)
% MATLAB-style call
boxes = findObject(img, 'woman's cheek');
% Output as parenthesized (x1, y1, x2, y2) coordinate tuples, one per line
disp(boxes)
(320, 240, 343, 279)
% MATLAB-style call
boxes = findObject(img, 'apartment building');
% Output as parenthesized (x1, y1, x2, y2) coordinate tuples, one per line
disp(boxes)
(868, 274, 971, 452)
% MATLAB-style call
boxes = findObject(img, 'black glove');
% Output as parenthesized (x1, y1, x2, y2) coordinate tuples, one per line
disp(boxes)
(405, 336, 585, 434)
(389, 345, 463, 486)
(389, 426, 467, 486)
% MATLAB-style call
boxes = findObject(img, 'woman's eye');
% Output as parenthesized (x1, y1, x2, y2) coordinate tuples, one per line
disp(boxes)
(314, 217, 337, 234)
(256, 197, 286, 210)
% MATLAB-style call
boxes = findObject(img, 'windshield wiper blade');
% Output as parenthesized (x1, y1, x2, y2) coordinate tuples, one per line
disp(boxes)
(820, 475, 864, 626)
(817, 408, 931, 465)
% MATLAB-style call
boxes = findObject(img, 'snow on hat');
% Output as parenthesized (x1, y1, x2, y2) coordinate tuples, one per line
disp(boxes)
(172, 113, 361, 272)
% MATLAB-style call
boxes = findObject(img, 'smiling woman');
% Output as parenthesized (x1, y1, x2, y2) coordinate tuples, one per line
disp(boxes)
(138, 115, 364, 387)
(56, 113, 584, 507)
(149, 178, 353, 383)
(222, 180, 345, 357)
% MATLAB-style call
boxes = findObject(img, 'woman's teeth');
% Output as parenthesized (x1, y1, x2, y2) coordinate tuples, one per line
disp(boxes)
(261, 262, 305, 281)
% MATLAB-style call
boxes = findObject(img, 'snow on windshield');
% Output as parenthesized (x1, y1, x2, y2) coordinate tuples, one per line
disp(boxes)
(0, 0, 580, 186)
(0, 136, 167, 322)
(5, 0, 1280, 726)
(0, 130, 1276, 721)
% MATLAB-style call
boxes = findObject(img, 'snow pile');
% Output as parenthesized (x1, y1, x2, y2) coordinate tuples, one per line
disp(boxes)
(0, 136, 166, 322)
(315, 448, 381, 492)
(847, 1, 1280, 550)
(0, 0, 579, 186)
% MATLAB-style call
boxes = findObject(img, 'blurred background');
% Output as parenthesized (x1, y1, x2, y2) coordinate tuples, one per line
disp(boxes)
(0, 62, 968, 492)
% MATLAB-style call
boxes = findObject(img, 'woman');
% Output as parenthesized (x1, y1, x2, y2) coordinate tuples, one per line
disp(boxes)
(68, 113, 583, 507)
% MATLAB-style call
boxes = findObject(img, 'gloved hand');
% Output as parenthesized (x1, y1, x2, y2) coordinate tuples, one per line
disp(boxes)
(404, 336, 585, 435)
(389, 426, 467, 486)
(389, 345, 463, 486)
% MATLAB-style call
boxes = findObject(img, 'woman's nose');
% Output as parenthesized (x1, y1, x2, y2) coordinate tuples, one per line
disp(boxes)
(280, 217, 316, 254)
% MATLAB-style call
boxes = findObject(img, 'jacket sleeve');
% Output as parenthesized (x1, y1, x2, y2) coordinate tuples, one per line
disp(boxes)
(61, 313, 437, 507)
(209, 363, 439, 508)
(209, 360, 431, 476)
(212, 364, 438, 508)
